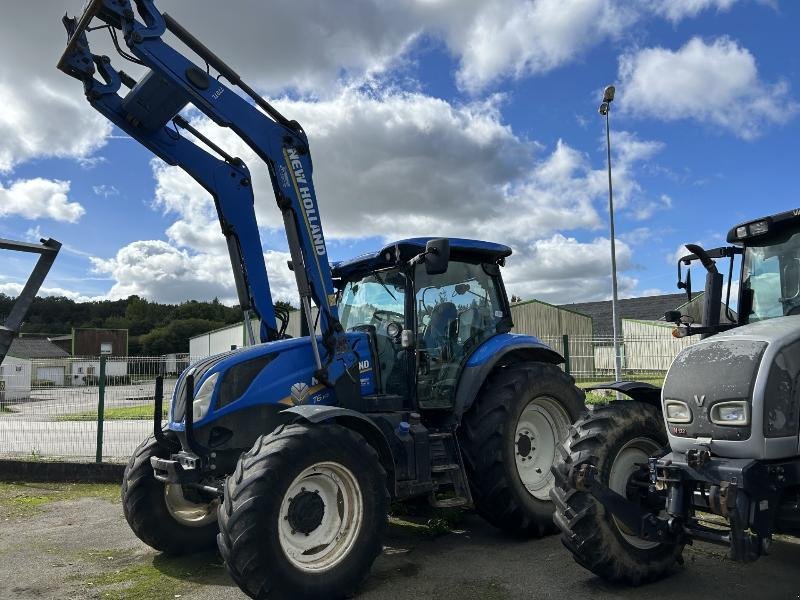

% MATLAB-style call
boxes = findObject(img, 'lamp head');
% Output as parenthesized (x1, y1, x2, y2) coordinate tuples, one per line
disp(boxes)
(603, 85, 615, 102)
(598, 102, 609, 116)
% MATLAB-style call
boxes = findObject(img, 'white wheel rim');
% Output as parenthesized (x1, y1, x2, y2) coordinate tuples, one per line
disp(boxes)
(514, 396, 572, 501)
(278, 461, 363, 573)
(164, 484, 219, 527)
(608, 437, 661, 550)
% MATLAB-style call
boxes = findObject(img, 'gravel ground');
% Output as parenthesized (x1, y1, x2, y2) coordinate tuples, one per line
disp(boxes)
(1, 482, 800, 600)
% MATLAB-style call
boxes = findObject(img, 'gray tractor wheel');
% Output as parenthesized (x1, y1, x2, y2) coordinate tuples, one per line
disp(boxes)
(217, 423, 388, 600)
(122, 434, 219, 554)
(551, 401, 684, 584)
(459, 362, 584, 536)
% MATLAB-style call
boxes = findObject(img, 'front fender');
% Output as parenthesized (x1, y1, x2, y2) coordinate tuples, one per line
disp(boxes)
(282, 405, 396, 492)
(453, 333, 564, 418)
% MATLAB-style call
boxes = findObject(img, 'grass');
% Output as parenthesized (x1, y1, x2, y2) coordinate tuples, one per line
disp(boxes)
(0, 404, 16, 414)
(0, 481, 120, 519)
(77, 551, 226, 600)
(56, 404, 167, 422)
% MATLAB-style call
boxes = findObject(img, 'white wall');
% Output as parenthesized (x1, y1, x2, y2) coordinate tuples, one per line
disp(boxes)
(70, 360, 127, 383)
(0, 356, 31, 400)
(190, 310, 324, 358)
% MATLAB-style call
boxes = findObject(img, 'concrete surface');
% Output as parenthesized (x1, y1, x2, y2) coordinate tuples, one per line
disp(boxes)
(1, 482, 799, 600)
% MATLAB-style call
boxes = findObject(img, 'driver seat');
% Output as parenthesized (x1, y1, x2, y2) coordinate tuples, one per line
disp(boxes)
(423, 302, 458, 352)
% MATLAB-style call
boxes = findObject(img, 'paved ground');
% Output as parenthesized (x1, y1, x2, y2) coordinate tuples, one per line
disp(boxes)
(1, 482, 800, 600)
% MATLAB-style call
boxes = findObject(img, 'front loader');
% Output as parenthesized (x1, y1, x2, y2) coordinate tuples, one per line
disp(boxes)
(552, 208, 800, 583)
(57, 3, 584, 598)
(0, 237, 61, 365)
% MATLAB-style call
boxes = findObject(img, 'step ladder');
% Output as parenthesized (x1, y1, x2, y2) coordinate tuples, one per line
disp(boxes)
(427, 429, 473, 508)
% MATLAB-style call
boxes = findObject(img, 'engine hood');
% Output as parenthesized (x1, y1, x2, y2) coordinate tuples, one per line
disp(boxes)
(664, 315, 800, 460)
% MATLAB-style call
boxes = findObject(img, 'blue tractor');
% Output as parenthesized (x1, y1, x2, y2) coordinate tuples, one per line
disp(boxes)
(58, 3, 584, 598)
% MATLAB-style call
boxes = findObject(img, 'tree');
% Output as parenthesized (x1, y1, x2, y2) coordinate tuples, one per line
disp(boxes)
(139, 318, 225, 355)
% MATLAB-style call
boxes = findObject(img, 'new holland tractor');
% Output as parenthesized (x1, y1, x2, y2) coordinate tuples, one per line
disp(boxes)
(58, 2, 583, 598)
(552, 207, 800, 583)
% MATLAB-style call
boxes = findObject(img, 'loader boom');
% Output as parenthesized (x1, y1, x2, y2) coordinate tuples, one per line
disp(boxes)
(57, 0, 354, 385)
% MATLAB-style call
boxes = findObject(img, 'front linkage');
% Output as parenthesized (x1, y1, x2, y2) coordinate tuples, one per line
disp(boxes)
(150, 375, 225, 498)
(571, 448, 788, 562)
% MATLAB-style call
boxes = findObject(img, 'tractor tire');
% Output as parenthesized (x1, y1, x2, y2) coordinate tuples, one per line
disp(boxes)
(551, 401, 684, 584)
(122, 434, 219, 554)
(217, 423, 388, 600)
(459, 362, 584, 537)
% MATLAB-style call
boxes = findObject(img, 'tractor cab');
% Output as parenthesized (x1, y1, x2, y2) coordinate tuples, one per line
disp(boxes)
(333, 238, 513, 410)
(731, 210, 800, 322)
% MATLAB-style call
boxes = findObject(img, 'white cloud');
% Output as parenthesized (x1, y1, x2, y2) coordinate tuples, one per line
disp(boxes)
(421, 0, 637, 92)
(0, 178, 85, 223)
(647, 0, 739, 22)
(619, 36, 799, 139)
(504, 234, 637, 302)
(0, 281, 97, 303)
(130, 89, 664, 304)
(90, 240, 297, 305)
(92, 184, 119, 198)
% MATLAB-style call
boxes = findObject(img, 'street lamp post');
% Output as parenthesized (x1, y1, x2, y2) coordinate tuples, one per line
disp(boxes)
(599, 85, 623, 382)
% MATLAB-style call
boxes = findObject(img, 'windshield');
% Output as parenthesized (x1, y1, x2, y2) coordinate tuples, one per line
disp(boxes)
(742, 230, 800, 321)
(339, 268, 407, 396)
(339, 269, 405, 331)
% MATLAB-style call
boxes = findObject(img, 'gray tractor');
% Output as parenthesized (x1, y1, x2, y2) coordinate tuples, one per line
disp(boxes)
(552, 208, 800, 583)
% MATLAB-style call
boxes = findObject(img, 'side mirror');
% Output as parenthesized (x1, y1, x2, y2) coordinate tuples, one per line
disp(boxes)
(424, 238, 450, 275)
(664, 310, 682, 324)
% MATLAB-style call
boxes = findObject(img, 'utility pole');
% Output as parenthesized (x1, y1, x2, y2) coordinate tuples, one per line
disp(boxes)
(599, 85, 623, 381)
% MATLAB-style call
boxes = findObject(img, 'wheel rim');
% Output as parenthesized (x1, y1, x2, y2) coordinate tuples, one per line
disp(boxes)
(608, 436, 661, 550)
(514, 395, 572, 501)
(164, 484, 219, 527)
(278, 461, 363, 573)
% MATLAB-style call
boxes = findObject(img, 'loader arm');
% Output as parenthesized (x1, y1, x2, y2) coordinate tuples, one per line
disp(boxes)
(0, 238, 61, 364)
(57, 0, 356, 386)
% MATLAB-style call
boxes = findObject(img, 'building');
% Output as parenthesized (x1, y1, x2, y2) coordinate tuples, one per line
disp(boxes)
(189, 310, 314, 359)
(71, 327, 129, 357)
(559, 292, 735, 337)
(0, 338, 70, 399)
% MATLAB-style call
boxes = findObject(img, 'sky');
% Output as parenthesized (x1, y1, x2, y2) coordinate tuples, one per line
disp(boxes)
(1, 0, 799, 307)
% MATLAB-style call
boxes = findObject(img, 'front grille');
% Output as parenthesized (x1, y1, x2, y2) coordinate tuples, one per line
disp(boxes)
(172, 349, 240, 421)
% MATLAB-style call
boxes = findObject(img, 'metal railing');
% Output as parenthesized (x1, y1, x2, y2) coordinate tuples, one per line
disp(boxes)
(0, 336, 696, 462)
(0, 355, 192, 462)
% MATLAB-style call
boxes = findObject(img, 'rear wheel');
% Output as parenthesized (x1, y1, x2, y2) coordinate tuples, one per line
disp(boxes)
(217, 423, 388, 600)
(459, 362, 584, 536)
(551, 401, 684, 584)
(122, 435, 219, 554)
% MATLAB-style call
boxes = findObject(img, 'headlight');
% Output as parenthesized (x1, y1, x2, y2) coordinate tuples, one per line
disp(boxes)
(710, 401, 749, 426)
(665, 400, 692, 424)
(192, 372, 219, 422)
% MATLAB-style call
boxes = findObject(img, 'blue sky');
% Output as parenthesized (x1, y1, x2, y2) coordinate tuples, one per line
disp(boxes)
(1, 0, 798, 306)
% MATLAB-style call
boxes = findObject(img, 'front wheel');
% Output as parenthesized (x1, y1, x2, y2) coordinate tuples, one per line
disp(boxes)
(551, 401, 684, 584)
(122, 435, 219, 554)
(459, 362, 584, 536)
(217, 423, 388, 600)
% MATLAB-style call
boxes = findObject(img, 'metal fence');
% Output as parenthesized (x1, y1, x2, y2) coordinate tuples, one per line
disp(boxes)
(0, 356, 189, 463)
(0, 335, 697, 462)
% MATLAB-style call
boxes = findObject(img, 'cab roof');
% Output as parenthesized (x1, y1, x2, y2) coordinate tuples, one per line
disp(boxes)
(727, 208, 800, 244)
(331, 237, 512, 280)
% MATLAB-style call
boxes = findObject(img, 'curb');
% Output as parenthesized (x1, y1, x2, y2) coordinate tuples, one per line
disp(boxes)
(0, 459, 125, 483)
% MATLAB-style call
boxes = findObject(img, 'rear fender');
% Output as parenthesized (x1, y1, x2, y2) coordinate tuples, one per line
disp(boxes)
(587, 381, 662, 409)
(282, 405, 396, 493)
(453, 333, 564, 419)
